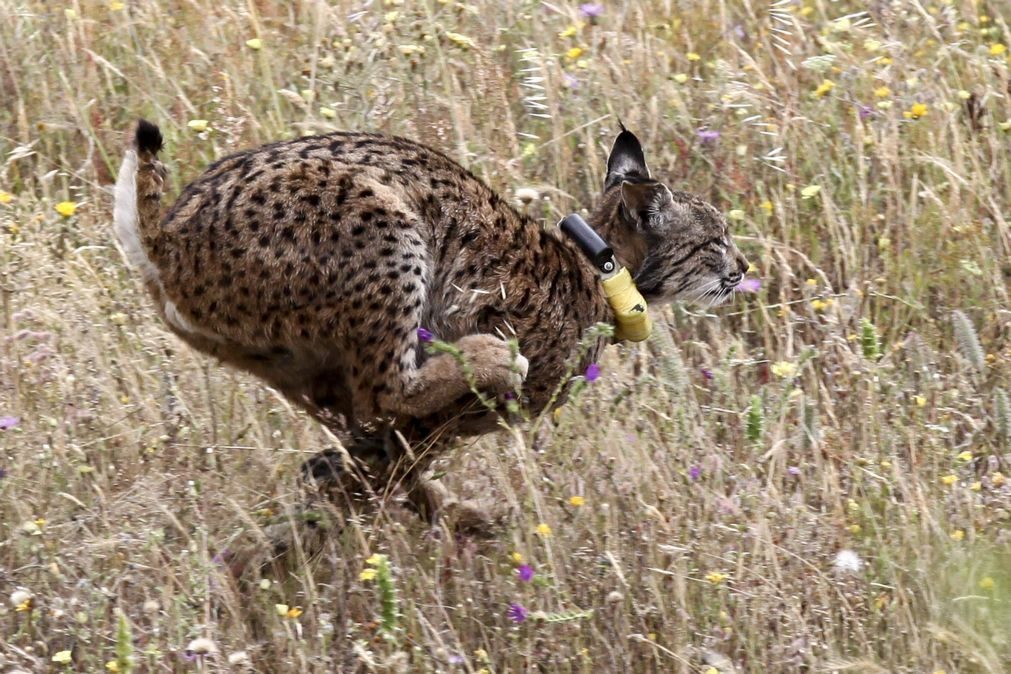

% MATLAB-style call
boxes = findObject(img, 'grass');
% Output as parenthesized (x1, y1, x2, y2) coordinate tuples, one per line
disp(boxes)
(1, 0, 1009, 671)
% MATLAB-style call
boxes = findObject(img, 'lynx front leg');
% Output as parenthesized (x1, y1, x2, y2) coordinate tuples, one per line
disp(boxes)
(378, 334, 528, 419)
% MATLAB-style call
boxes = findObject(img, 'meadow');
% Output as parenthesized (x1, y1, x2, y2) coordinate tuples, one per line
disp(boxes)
(1, 0, 1010, 671)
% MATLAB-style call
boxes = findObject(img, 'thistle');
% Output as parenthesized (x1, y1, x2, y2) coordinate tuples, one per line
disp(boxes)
(362, 554, 400, 640)
(951, 310, 984, 372)
(860, 318, 880, 360)
(746, 394, 764, 442)
(115, 609, 134, 673)
(995, 389, 1010, 445)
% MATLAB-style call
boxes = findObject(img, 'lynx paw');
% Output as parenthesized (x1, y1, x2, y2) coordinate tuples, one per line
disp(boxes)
(454, 334, 528, 393)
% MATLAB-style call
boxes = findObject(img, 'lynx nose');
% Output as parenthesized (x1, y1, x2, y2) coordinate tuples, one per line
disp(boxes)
(736, 252, 750, 276)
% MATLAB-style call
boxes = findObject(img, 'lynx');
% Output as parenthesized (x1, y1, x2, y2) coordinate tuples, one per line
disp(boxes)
(114, 121, 748, 555)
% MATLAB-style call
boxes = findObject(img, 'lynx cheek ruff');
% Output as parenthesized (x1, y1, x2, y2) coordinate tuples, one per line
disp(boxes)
(559, 214, 652, 342)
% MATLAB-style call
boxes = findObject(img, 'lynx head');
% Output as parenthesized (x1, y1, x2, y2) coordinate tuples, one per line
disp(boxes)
(589, 126, 750, 306)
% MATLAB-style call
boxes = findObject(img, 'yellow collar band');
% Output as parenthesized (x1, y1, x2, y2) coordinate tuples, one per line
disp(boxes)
(558, 214, 652, 342)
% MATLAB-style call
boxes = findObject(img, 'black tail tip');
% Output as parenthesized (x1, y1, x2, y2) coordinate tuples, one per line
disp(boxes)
(135, 119, 163, 156)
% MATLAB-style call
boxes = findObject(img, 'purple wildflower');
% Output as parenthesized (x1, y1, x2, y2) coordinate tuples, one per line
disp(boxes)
(697, 129, 721, 143)
(579, 3, 604, 19)
(700, 367, 714, 381)
(857, 104, 874, 121)
(517, 564, 534, 582)
(787, 466, 801, 476)
(0, 467, 6, 479)
(689, 465, 702, 480)
(0, 416, 19, 431)
(507, 602, 529, 623)
(211, 549, 231, 566)
(448, 654, 465, 665)
(584, 363, 601, 382)
(417, 327, 434, 343)
(735, 277, 761, 293)
(562, 72, 580, 89)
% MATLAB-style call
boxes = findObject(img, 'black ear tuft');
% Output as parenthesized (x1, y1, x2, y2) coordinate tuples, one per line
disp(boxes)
(135, 119, 163, 157)
(605, 127, 649, 190)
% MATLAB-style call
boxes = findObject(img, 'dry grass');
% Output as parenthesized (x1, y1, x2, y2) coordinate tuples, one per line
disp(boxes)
(1, 0, 1010, 672)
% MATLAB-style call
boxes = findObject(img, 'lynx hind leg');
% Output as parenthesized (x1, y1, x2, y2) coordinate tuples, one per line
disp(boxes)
(405, 477, 499, 537)
(224, 500, 338, 582)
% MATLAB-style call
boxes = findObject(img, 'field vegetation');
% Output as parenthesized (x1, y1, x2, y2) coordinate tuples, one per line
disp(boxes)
(1, 0, 1009, 671)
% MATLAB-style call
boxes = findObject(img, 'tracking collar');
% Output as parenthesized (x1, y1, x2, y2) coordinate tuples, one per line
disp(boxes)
(559, 214, 652, 342)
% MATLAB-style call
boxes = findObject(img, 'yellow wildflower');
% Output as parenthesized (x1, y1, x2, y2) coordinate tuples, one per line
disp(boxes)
(913, 395, 926, 407)
(989, 43, 1007, 56)
(760, 200, 773, 215)
(187, 119, 209, 132)
(474, 647, 489, 662)
(979, 576, 995, 590)
(286, 606, 303, 619)
(558, 23, 582, 39)
(804, 278, 817, 287)
(109, 1, 125, 10)
(847, 524, 861, 534)
(949, 529, 964, 541)
(55, 201, 77, 218)
(956, 451, 973, 462)
(770, 361, 797, 378)
(813, 79, 835, 97)
(686, 52, 701, 61)
(359, 568, 377, 581)
(992, 472, 1006, 487)
(874, 86, 891, 98)
(940, 474, 957, 486)
(366, 553, 386, 566)
(569, 495, 585, 507)
(319, 107, 337, 119)
(52, 651, 73, 664)
(957, 90, 971, 100)
(0, 191, 12, 204)
(800, 184, 821, 199)
(245, 38, 263, 50)
(673, 73, 689, 84)
(903, 103, 928, 120)
(704, 668, 719, 674)
(511, 551, 523, 563)
(970, 481, 982, 491)
(810, 299, 829, 311)
(445, 32, 476, 49)
(704, 571, 727, 584)
(535, 522, 552, 537)
(565, 46, 584, 61)
(106, 661, 120, 672)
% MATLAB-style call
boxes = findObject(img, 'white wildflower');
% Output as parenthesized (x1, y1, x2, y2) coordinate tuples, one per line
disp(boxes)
(228, 651, 250, 664)
(833, 549, 863, 574)
(515, 187, 539, 205)
(185, 637, 218, 656)
(10, 589, 32, 608)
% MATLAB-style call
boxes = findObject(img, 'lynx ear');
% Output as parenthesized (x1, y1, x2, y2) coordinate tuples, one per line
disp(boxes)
(605, 124, 650, 190)
(620, 181, 673, 230)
